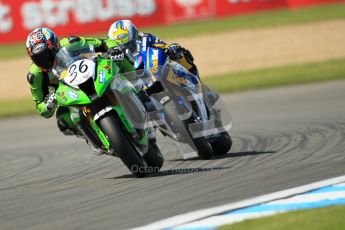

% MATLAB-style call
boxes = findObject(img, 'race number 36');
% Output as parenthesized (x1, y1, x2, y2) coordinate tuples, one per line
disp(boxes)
(65, 59, 96, 87)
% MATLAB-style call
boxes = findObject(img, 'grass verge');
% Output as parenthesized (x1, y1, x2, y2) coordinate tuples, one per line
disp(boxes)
(148, 3, 345, 39)
(218, 205, 345, 230)
(1, 3, 345, 59)
(203, 58, 345, 93)
(0, 99, 36, 118)
(1, 57, 345, 118)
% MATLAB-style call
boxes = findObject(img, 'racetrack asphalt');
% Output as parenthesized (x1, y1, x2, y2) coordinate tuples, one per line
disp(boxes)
(0, 80, 344, 230)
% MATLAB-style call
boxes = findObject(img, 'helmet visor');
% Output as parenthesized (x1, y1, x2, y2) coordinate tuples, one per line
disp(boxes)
(31, 44, 55, 70)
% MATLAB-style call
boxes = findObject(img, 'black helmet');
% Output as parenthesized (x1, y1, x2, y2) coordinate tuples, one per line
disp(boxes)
(26, 28, 60, 71)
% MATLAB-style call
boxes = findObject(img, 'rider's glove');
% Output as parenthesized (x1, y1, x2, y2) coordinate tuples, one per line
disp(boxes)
(44, 93, 57, 111)
(166, 43, 183, 60)
(108, 47, 125, 62)
(182, 48, 194, 63)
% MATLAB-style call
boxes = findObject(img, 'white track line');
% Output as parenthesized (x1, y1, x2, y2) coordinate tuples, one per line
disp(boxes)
(334, 183, 345, 187)
(174, 211, 278, 229)
(267, 191, 345, 205)
(132, 175, 345, 230)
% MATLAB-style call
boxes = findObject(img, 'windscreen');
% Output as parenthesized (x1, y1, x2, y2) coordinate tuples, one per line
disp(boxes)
(54, 44, 96, 77)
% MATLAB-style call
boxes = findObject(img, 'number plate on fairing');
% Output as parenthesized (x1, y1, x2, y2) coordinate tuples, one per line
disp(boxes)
(64, 59, 96, 88)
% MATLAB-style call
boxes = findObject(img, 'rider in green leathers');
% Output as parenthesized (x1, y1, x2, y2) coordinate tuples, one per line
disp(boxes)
(26, 28, 134, 153)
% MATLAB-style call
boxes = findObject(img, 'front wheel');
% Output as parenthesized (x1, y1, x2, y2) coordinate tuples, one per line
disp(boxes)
(163, 100, 214, 159)
(210, 132, 232, 155)
(193, 137, 214, 159)
(144, 141, 164, 173)
(98, 114, 148, 177)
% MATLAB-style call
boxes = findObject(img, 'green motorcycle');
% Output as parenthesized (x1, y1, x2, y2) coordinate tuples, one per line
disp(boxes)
(53, 44, 164, 177)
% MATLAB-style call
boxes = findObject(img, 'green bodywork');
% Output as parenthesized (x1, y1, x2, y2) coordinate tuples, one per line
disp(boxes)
(56, 57, 143, 150)
(27, 37, 117, 118)
(56, 58, 120, 106)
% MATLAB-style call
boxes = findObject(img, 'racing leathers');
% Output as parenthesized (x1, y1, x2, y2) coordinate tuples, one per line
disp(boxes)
(135, 32, 198, 76)
(27, 36, 134, 136)
(130, 32, 218, 109)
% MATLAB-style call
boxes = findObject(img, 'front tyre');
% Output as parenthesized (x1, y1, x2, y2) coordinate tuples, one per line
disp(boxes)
(144, 141, 164, 173)
(210, 132, 232, 155)
(98, 114, 148, 177)
(193, 137, 214, 159)
(163, 100, 214, 159)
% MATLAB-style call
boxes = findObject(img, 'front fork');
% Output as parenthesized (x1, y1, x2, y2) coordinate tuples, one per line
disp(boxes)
(80, 105, 149, 154)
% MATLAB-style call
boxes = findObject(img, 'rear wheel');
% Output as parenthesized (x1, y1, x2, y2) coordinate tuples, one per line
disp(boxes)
(98, 114, 148, 177)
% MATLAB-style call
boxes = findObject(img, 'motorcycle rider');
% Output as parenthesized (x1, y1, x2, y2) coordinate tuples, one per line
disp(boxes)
(107, 20, 219, 106)
(107, 19, 198, 82)
(26, 27, 133, 154)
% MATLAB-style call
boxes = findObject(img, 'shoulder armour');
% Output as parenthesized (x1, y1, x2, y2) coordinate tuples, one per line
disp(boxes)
(27, 73, 35, 84)
(68, 36, 81, 43)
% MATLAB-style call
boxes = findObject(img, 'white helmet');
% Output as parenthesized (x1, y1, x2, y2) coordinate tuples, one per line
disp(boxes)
(108, 20, 138, 53)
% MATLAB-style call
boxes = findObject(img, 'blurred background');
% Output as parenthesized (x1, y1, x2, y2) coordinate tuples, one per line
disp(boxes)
(0, 0, 345, 116)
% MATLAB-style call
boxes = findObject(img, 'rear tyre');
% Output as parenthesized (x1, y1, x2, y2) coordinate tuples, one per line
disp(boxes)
(210, 132, 232, 155)
(144, 141, 164, 173)
(98, 114, 148, 178)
